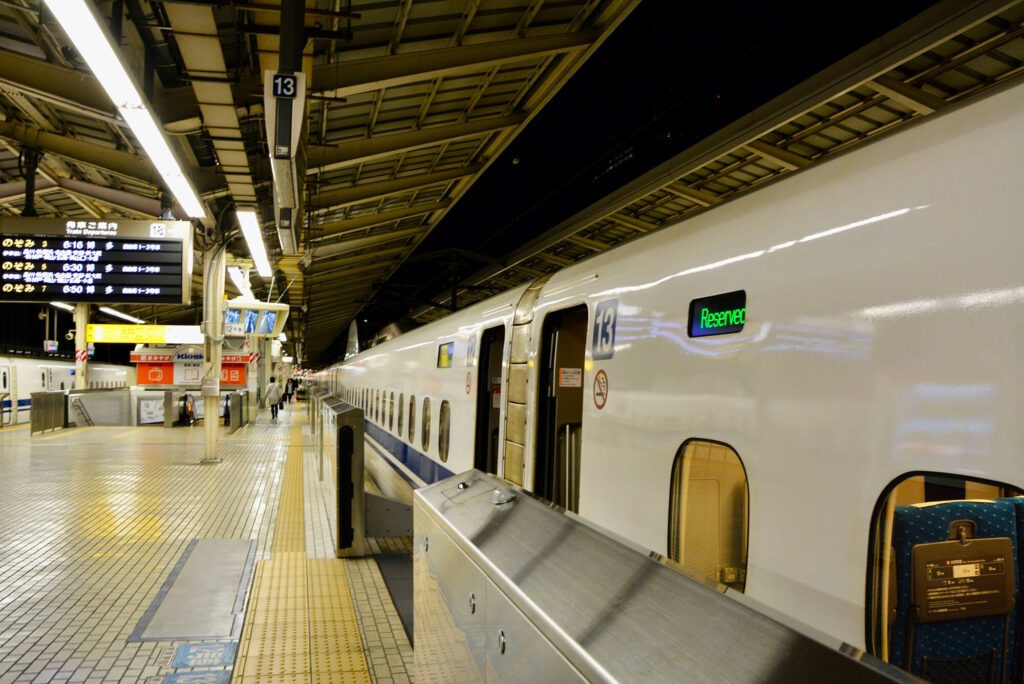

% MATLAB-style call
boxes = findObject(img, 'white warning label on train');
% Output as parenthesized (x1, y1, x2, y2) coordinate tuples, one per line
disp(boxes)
(559, 368, 582, 387)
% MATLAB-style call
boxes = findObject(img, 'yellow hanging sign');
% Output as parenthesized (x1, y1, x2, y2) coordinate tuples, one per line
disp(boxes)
(87, 324, 169, 344)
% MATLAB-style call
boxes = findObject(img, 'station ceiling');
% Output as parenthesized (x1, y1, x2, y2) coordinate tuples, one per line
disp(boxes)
(0, 0, 639, 362)
(0, 1, 1020, 365)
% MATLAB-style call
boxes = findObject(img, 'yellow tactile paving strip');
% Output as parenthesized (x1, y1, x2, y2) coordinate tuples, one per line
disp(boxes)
(234, 417, 371, 683)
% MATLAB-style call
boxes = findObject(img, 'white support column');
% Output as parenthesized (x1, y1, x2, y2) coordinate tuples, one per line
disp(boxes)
(201, 245, 226, 464)
(261, 338, 272, 408)
(74, 303, 89, 389)
(246, 334, 259, 411)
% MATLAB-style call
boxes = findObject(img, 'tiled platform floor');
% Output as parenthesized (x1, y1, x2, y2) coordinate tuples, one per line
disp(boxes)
(0, 402, 413, 683)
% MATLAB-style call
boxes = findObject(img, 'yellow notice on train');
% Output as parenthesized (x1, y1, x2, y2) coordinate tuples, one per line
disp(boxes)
(87, 324, 168, 344)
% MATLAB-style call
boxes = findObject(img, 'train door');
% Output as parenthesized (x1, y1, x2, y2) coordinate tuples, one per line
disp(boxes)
(0, 364, 10, 426)
(534, 305, 587, 512)
(473, 326, 505, 474)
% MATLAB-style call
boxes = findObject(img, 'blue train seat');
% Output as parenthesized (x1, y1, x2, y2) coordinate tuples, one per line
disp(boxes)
(890, 500, 1017, 683)
(998, 497, 1024, 681)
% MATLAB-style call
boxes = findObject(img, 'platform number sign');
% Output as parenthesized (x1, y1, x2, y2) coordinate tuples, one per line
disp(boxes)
(272, 73, 297, 99)
(592, 298, 618, 360)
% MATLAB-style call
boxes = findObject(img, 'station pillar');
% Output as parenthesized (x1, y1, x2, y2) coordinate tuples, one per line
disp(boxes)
(246, 334, 259, 411)
(74, 303, 88, 389)
(261, 338, 273, 407)
(201, 245, 226, 464)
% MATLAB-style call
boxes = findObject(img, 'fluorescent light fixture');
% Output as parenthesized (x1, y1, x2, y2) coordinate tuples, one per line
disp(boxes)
(99, 306, 146, 324)
(42, 0, 205, 218)
(278, 332, 287, 342)
(50, 301, 75, 312)
(236, 210, 272, 277)
(283, 355, 294, 363)
(227, 266, 255, 299)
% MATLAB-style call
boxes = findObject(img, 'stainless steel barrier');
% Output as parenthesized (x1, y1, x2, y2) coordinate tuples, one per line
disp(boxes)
(415, 470, 919, 683)
(312, 394, 412, 557)
(67, 388, 131, 426)
(29, 391, 65, 434)
(227, 390, 250, 432)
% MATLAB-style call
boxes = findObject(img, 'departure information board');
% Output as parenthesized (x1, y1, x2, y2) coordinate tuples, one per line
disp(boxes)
(0, 217, 192, 304)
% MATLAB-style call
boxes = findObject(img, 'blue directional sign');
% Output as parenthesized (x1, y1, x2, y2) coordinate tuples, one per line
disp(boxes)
(272, 73, 298, 98)
(164, 672, 230, 684)
(171, 642, 237, 669)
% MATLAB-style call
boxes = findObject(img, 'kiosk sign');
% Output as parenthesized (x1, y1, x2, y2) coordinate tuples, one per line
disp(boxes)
(0, 217, 192, 304)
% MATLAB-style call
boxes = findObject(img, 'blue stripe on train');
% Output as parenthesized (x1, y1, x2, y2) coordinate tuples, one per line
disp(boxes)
(363, 419, 455, 486)
(1, 398, 32, 410)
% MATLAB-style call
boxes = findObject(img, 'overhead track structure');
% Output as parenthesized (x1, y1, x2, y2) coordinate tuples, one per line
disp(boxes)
(407, 0, 1024, 324)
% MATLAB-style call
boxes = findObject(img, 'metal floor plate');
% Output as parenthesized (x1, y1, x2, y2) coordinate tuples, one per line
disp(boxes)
(133, 538, 256, 641)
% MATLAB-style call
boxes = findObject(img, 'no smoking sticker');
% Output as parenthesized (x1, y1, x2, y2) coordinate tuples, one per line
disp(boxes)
(593, 370, 609, 409)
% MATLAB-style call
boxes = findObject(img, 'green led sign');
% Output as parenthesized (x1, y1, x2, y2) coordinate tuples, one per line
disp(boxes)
(689, 290, 746, 337)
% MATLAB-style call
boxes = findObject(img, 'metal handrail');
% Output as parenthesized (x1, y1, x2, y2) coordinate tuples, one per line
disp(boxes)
(71, 396, 94, 426)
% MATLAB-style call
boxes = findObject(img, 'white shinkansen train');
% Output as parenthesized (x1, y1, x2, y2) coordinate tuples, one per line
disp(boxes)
(316, 78, 1024, 676)
(0, 355, 131, 425)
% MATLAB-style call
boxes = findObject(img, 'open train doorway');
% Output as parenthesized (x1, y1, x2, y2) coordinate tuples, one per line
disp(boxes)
(535, 305, 587, 512)
(474, 326, 505, 474)
(0, 365, 10, 426)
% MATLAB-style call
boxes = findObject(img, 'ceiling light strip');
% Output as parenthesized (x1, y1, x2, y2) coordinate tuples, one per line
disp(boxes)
(236, 210, 272, 278)
(42, 0, 205, 218)
(98, 306, 146, 324)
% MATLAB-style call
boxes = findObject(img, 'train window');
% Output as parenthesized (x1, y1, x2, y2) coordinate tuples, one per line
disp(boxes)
(408, 395, 416, 444)
(421, 398, 431, 453)
(668, 440, 748, 592)
(439, 400, 451, 462)
(397, 394, 404, 437)
(867, 473, 1022, 673)
(389, 392, 395, 430)
(1, 370, 6, 389)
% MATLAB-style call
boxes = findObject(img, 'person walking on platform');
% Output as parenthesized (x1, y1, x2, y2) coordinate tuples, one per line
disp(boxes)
(284, 377, 293, 403)
(266, 376, 282, 421)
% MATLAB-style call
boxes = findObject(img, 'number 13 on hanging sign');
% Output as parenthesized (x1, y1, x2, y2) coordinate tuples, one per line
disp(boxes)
(592, 298, 618, 360)
(272, 73, 297, 98)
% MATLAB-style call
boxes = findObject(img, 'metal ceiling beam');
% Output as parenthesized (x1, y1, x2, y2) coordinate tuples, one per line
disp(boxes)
(0, 120, 224, 197)
(56, 178, 163, 217)
(0, 50, 118, 124)
(566, 234, 611, 252)
(309, 226, 424, 260)
(309, 245, 409, 270)
(665, 182, 722, 207)
(308, 258, 401, 281)
(0, 120, 160, 184)
(305, 310, 363, 323)
(312, 31, 599, 96)
(305, 307, 363, 321)
(308, 165, 481, 210)
(305, 307, 366, 321)
(306, 276, 378, 293)
(0, 50, 200, 129)
(869, 74, 949, 114)
(744, 139, 811, 170)
(311, 201, 450, 241)
(309, 115, 525, 173)
(0, 178, 56, 201)
(306, 280, 371, 296)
